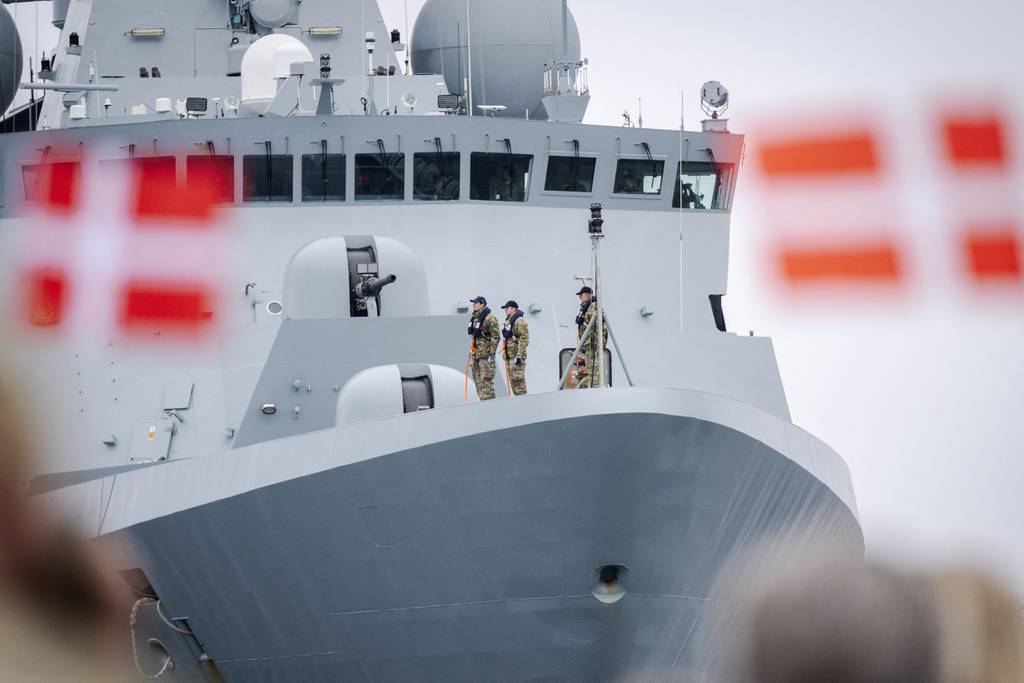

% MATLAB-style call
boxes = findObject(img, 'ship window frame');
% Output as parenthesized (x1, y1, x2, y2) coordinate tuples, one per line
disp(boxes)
(611, 157, 666, 198)
(21, 160, 82, 205)
(354, 152, 406, 202)
(187, 154, 235, 205)
(242, 154, 294, 203)
(412, 151, 461, 201)
(98, 155, 178, 179)
(301, 153, 346, 202)
(673, 160, 734, 211)
(542, 153, 598, 195)
(469, 152, 533, 203)
(98, 156, 181, 210)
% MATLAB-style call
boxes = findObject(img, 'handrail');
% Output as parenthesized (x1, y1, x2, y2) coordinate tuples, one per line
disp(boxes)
(558, 309, 596, 390)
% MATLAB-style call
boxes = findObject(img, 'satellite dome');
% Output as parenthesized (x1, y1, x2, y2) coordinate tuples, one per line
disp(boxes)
(410, 0, 581, 119)
(0, 4, 24, 115)
(240, 33, 313, 114)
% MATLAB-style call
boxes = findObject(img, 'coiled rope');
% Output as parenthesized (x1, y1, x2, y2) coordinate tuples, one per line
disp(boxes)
(129, 598, 188, 678)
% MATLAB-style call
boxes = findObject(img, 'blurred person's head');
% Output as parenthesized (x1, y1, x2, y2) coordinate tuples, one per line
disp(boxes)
(0, 356, 126, 678)
(931, 568, 1024, 683)
(735, 555, 940, 683)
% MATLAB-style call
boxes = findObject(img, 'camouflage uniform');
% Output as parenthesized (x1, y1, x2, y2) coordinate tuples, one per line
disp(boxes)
(575, 300, 608, 389)
(502, 311, 529, 396)
(468, 308, 500, 400)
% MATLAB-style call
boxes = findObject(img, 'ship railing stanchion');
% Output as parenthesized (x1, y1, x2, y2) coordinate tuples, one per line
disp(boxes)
(603, 314, 635, 387)
(558, 313, 597, 390)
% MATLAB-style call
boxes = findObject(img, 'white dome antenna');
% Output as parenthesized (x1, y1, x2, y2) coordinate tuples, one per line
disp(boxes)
(240, 34, 313, 115)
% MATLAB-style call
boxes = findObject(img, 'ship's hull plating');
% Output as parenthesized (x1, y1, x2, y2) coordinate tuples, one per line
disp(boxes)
(109, 392, 861, 682)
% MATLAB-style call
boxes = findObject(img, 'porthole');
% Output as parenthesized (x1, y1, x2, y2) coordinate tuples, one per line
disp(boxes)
(266, 300, 283, 315)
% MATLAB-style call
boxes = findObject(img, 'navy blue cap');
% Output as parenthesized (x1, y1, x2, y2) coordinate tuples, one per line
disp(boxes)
(575, 286, 593, 295)
(470, 296, 487, 304)
(501, 300, 519, 309)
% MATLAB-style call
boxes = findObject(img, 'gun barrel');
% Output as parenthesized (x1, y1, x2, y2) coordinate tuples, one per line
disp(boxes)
(355, 273, 397, 298)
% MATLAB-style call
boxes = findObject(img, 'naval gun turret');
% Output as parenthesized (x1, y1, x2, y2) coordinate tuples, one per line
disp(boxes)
(283, 236, 427, 319)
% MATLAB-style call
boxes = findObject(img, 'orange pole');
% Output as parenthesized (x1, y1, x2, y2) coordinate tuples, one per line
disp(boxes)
(464, 339, 475, 401)
(501, 340, 512, 396)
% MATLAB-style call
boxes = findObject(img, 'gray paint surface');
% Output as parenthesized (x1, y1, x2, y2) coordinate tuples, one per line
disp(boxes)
(234, 315, 470, 447)
(108, 411, 860, 682)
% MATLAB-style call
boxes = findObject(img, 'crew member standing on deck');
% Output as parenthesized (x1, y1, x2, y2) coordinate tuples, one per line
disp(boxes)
(467, 296, 500, 400)
(574, 286, 608, 389)
(501, 300, 529, 396)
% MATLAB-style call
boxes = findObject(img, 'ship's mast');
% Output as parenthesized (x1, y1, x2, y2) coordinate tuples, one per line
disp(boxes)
(590, 203, 606, 387)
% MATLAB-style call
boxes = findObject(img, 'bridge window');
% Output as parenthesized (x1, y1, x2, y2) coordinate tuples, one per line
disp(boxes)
(355, 153, 405, 201)
(613, 159, 664, 195)
(21, 161, 81, 204)
(243, 154, 293, 202)
(544, 156, 596, 192)
(413, 152, 460, 201)
(99, 156, 176, 178)
(673, 161, 730, 210)
(187, 155, 234, 204)
(99, 156, 179, 208)
(470, 152, 532, 202)
(301, 153, 346, 202)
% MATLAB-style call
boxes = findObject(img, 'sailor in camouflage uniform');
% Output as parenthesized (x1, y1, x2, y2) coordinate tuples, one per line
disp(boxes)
(467, 296, 501, 400)
(574, 286, 608, 389)
(501, 300, 529, 396)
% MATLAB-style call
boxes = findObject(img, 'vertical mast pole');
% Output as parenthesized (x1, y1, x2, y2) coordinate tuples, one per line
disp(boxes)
(465, 0, 473, 116)
(561, 0, 569, 60)
(561, 0, 569, 93)
(589, 202, 606, 388)
(594, 236, 605, 387)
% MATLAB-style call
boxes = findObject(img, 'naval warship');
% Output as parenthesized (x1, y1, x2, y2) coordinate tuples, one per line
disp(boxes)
(0, 0, 862, 680)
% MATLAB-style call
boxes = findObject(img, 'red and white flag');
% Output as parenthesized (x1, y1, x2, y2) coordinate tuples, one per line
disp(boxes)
(12, 147, 232, 345)
(745, 97, 1022, 303)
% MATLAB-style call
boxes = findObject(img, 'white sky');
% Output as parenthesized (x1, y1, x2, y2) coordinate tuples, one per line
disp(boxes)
(9, 0, 1024, 589)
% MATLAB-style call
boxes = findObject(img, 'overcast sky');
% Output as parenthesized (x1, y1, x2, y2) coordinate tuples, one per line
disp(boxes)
(10, 0, 1023, 589)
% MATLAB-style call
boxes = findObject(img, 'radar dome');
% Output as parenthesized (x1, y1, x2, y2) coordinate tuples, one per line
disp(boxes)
(0, 4, 24, 115)
(410, 0, 581, 120)
(240, 33, 313, 114)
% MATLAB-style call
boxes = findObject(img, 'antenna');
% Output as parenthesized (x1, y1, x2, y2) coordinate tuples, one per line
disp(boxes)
(637, 97, 643, 129)
(680, 89, 684, 131)
(404, 0, 410, 74)
(561, 0, 569, 61)
(465, 0, 473, 117)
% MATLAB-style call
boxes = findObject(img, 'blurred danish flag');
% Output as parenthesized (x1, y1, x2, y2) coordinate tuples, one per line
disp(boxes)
(12, 148, 232, 344)
(745, 97, 1022, 302)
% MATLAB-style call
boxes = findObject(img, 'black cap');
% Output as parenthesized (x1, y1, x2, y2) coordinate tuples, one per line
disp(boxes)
(470, 296, 486, 304)
(501, 300, 519, 309)
(575, 286, 593, 295)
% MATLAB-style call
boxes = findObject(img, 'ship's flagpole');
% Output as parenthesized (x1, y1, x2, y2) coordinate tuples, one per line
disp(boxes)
(591, 204, 606, 387)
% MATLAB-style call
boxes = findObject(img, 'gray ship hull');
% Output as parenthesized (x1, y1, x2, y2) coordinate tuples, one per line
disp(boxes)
(80, 388, 861, 681)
